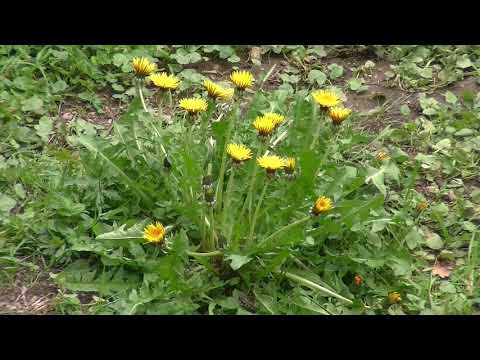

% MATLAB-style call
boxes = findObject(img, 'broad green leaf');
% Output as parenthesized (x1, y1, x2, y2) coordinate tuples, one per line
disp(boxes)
(226, 254, 252, 271)
(218, 46, 235, 59)
(445, 91, 458, 105)
(404, 227, 422, 250)
(307, 46, 327, 58)
(388, 257, 411, 276)
(34, 116, 54, 142)
(371, 218, 392, 233)
(308, 69, 327, 85)
(456, 56, 473, 69)
(52, 79, 68, 93)
(171, 49, 202, 65)
(228, 55, 241, 63)
(113, 53, 128, 67)
(14, 184, 26, 199)
(365, 166, 386, 195)
(439, 282, 456, 294)
(350, 257, 385, 268)
(328, 63, 344, 79)
(425, 231, 443, 250)
(385, 162, 400, 184)
(337, 194, 384, 229)
(462, 221, 477, 232)
(454, 128, 474, 137)
(433, 138, 451, 152)
(0, 194, 16, 214)
(21, 96, 43, 113)
(417, 67, 432, 79)
(348, 78, 362, 91)
(431, 203, 449, 217)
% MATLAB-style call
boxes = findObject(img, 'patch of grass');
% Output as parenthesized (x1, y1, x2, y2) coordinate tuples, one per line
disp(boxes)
(0, 45, 479, 315)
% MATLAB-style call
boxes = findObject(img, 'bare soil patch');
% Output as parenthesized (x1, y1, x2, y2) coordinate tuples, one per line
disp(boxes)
(0, 269, 58, 315)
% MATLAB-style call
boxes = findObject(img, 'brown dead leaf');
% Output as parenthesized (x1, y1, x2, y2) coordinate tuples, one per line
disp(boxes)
(432, 261, 454, 279)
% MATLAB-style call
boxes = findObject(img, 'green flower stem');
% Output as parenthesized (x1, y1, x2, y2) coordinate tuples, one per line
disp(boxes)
(258, 215, 311, 248)
(309, 111, 324, 151)
(209, 206, 216, 251)
(201, 206, 207, 247)
(215, 104, 239, 211)
(200, 162, 214, 250)
(221, 167, 236, 238)
(157, 92, 165, 120)
(243, 142, 265, 221)
(168, 89, 173, 108)
(248, 178, 269, 244)
(131, 116, 149, 166)
(201, 100, 215, 139)
(132, 79, 149, 159)
(187, 250, 223, 258)
(135, 78, 149, 113)
(280, 271, 354, 305)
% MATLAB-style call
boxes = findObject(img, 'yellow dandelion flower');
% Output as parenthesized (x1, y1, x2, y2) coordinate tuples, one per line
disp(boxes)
(149, 72, 180, 90)
(416, 201, 429, 211)
(263, 112, 285, 127)
(312, 90, 341, 109)
(388, 292, 402, 305)
(253, 116, 276, 137)
(284, 157, 296, 175)
(132, 57, 156, 78)
(329, 106, 352, 125)
(179, 97, 208, 114)
(204, 80, 234, 100)
(257, 155, 286, 174)
(230, 70, 254, 90)
(376, 151, 390, 161)
(226, 143, 252, 163)
(143, 222, 166, 244)
(312, 196, 333, 215)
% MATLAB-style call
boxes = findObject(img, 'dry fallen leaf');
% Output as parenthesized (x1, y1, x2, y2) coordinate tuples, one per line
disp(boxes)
(432, 261, 454, 278)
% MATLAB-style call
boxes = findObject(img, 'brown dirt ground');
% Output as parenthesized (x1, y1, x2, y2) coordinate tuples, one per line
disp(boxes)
(7, 49, 478, 314)
(55, 50, 479, 135)
(0, 268, 58, 315)
(58, 91, 124, 130)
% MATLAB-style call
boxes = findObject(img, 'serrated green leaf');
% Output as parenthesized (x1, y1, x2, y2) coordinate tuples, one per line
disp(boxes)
(96, 222, 147, 240)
